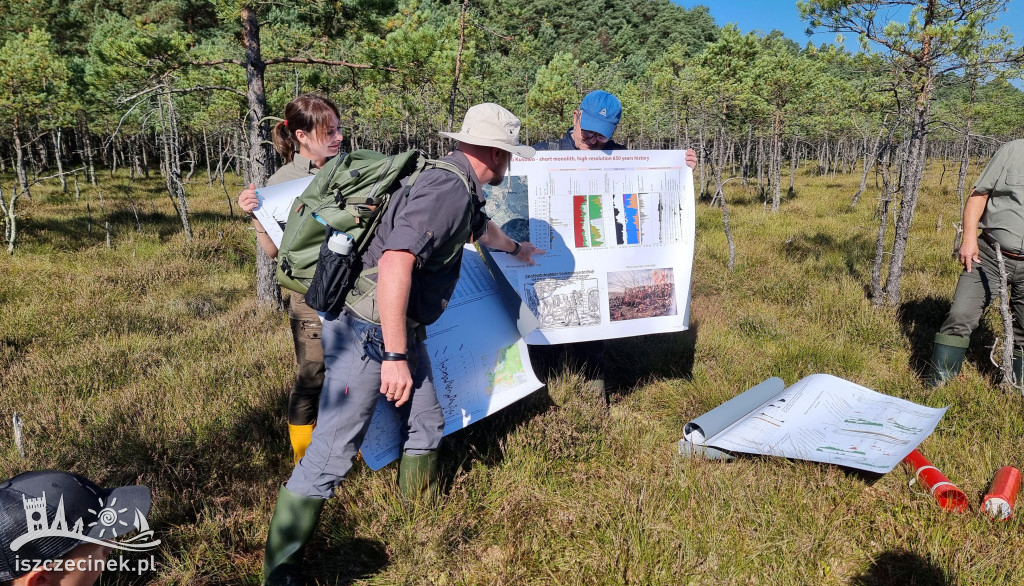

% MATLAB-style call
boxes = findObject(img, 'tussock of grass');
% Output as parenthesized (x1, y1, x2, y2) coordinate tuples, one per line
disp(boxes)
(5, 164, 1024, 584)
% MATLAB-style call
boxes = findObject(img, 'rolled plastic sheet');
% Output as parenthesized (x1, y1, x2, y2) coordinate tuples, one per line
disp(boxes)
(902, 449, 969, 512)
(678, 377, 786, 461)
(982, 466, 1021, 521)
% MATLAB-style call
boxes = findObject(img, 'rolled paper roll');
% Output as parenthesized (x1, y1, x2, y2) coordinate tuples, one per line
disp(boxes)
(982, 466, 1021, 521)
(903, 449, 969, 512)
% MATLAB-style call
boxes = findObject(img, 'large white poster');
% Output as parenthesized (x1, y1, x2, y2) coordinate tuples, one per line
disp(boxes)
(486, 150, 695, 345)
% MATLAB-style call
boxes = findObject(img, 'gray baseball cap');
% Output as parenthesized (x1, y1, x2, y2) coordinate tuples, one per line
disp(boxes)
(440, 103, 536, 158)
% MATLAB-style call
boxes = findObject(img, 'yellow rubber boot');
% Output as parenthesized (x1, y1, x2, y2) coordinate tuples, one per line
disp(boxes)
(288, 424, 315, 466)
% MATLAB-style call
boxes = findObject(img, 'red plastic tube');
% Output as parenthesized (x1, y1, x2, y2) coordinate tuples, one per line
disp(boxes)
(982, 466, 1021, 521)
(902, 449, 969, 512)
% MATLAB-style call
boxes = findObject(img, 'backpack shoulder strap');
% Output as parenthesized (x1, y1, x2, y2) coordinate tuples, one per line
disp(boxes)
(422, 159, 474, 198)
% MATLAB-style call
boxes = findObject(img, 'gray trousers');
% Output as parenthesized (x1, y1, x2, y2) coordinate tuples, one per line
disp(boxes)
(938, 237, 1024, 346)
(285, 311, 445, 499)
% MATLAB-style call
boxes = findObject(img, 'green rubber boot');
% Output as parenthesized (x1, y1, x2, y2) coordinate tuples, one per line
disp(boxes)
(927, 334, 969, 387)
(398, 451, 438, 500)
(263, 485, 325, 586)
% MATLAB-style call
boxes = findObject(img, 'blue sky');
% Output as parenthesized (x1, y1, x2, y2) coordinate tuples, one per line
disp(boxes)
(674, 1, 1024, 52)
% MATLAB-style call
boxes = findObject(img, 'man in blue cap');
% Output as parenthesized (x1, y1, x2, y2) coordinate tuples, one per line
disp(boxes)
(537, 90, 627, 151)
(531, 90, 696, 401)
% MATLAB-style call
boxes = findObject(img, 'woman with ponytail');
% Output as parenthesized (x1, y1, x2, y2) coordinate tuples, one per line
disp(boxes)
(238, 94, 343, 466)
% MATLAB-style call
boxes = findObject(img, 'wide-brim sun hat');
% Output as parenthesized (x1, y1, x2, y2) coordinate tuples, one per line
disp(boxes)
(440, 103, 536, 158)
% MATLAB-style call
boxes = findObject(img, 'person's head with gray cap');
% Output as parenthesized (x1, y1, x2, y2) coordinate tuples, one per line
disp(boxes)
(572, 90, 622, 151)
(440, 103, 535, 186)
(0, 470, 152, 585)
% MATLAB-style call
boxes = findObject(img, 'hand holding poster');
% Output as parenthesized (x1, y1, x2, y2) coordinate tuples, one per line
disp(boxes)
(252, 176, 315, 247)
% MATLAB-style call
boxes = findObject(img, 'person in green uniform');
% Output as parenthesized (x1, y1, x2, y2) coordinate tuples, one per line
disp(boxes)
(237, 94, 344, 463)
(929, 138, 1024, 385)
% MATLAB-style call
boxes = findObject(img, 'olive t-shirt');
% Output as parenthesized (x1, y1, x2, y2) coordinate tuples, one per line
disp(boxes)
(978, 139, 1024, 252)
(266, 152, 320, 187)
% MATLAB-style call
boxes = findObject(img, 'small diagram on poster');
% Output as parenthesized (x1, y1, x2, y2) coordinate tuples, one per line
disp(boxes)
(524, 272, 601, 329)
(572, 194, 606, 248)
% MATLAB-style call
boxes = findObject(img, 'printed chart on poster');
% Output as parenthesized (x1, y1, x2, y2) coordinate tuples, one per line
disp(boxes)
(486, 150, 695, 344)
(360, 246, 544, 470)
(679, 374, 948, 473)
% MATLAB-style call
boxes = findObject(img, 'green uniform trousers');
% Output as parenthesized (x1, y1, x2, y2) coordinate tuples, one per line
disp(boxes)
(284, 290, 325, 425)
(938, 237, 1024, 346)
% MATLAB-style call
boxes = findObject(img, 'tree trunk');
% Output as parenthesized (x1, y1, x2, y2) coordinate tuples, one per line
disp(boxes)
(741, 124, 753, 185)
(953, 132, 971, 255)
(79, 115, 96, 186)
(770, 111, 783, 212)
(12, 115, 30, 200)
(447, 0, 470, 132)
(871, 143, 893, 304)
(53, 128, 67, 193)
(716, 125, 736, 271)
(109, 138, 118, 177)
(881, 94, 931, 305)
(243, 4, 282, 309)
(788, 133, 798, 195)
(203, 127, 213, 187)
(159, 88, 192, 242)
(697, 122, 706, 199)
(992, 243, 1017, 388)
(852, 120, 886, 207)
(756, 134, 765, 200)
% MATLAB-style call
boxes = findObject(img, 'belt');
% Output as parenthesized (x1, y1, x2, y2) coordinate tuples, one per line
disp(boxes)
(983, 233, 1024, 261)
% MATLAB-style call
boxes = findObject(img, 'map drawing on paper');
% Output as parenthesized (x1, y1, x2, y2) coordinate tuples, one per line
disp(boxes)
(680, 373, 948, 473)
(359, 247, 543, 470)
(486, 175, 530, 243)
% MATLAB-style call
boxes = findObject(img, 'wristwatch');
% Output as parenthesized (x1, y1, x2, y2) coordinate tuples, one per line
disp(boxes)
(382, 352, 408, 361)
(506, 241, 522, 256)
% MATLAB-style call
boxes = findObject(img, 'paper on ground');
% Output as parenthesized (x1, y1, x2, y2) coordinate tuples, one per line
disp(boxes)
(679, 374, 948, 473)
(486, 150, 695, 345)
(252, 176, 315, 247)
(359, 246, 544, 470)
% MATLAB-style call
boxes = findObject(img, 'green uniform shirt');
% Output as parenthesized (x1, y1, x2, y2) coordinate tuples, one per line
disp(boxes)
(267, 153, 320, 187)
(978, 139, 1024, 253)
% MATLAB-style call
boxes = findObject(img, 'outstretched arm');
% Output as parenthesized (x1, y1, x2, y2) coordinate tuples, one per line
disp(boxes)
(478, 220, 545, 265)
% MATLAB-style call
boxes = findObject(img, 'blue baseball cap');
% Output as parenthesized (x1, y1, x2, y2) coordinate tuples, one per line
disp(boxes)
(578, 91, 622, 139)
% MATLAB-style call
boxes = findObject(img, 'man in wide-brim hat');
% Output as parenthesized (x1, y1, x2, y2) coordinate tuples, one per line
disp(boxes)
(262, 102, 543, 585)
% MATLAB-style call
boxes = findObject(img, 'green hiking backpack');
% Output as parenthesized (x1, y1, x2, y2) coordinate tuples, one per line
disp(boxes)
(276, 149, 471, 297)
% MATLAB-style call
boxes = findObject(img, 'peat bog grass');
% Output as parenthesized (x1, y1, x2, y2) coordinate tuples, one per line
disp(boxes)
(3, 162, 1024, 585)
